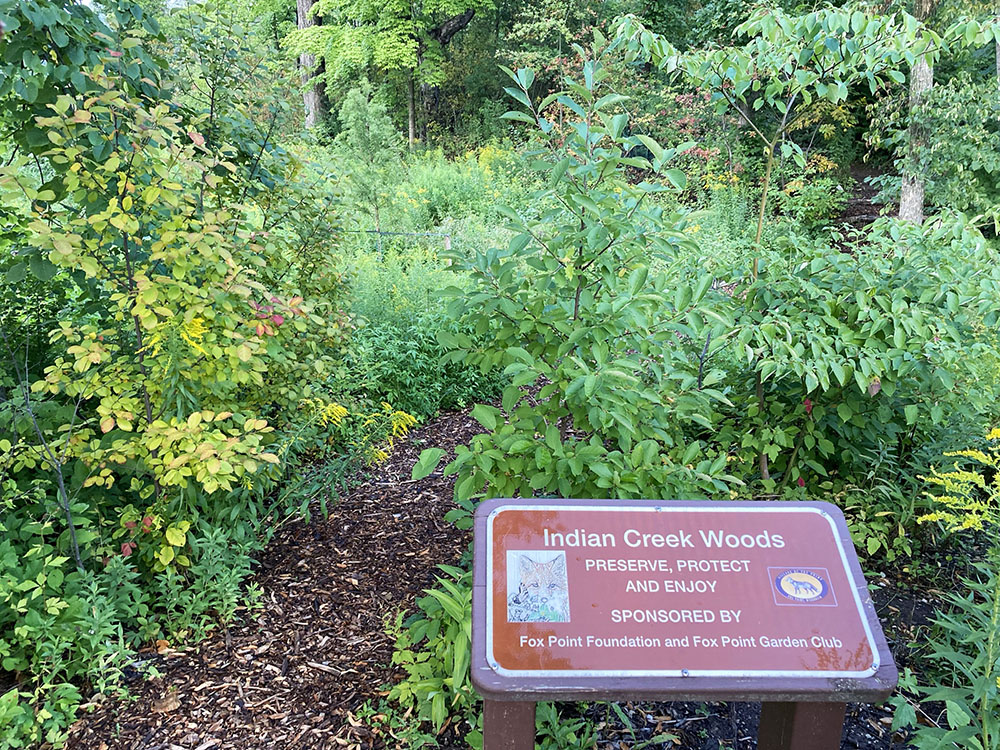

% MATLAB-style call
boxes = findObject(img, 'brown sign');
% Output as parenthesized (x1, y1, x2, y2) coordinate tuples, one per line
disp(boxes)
(472, 499, 897, 702)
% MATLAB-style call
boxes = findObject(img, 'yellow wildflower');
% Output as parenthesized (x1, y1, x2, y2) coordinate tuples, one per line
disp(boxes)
(180, 317, 208, 356)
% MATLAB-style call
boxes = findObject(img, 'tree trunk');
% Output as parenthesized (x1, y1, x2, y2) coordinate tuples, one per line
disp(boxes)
(430, 9, 476, 45)
(407, 72, 416, 148)
(297, 0, 326, 129)
(420, 82, 430, 143)
(898, 0, 935, 224)
(411, 9, 474, 145)
(898, 55, 932, 223)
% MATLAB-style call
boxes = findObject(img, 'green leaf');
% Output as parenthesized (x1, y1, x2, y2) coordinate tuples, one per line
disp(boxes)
(595, 93, 628, 110)
(551, 156, 571, 185)
(28, 253, 58, 281)
(471, 404, 498, 431)
(411, 448, 446, 481)
(831, 361, 847, 386)
(503, 86, 531, 108)
(945, 700, 972, 728)
(5, 262, 27, 284)
(692, 273, 713, 302)
(635, 134, 664, 164)
(904, 404, 919, 425)
(500, 111, 535, 125)
(664, 168, 686, 190)
(891, 699, 917, 731)
(455, 473, 480, 502)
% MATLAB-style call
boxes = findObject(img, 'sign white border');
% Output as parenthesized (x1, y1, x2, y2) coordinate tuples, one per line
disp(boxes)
(485, 504, 880, 680)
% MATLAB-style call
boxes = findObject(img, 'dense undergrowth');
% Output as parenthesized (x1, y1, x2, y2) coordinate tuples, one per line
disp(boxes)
(1, 0, 999, 748)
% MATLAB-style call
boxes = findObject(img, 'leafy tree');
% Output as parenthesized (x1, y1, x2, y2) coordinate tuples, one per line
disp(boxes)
(637, 0, 756, 50)
(901, 72, 1000, 223)
(616, 6, 938, 274)
(501, 0, 600, 74)
(335, 84, 405, 236)
(617, 5, 948, 479)
(159, 3, 300, 195)
(895, 0, 1000, 223)
(286, 0, 494, 145)
(0, 58, 366, 741)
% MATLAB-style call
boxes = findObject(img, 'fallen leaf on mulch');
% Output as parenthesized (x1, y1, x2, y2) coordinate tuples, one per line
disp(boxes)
(151, 690, 181, 713)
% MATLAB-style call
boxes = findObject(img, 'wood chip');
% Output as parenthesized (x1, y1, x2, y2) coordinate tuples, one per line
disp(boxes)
(151, 691, 181, 714)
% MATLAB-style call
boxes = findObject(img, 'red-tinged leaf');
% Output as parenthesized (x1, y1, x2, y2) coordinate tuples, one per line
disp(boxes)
(867, 377, 881, 397)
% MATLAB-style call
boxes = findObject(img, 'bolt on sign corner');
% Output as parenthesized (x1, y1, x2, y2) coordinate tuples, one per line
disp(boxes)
(472, 498, 897, 700)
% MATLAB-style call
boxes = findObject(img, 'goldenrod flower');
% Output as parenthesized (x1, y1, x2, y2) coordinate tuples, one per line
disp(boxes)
(180, 317, 208, 356)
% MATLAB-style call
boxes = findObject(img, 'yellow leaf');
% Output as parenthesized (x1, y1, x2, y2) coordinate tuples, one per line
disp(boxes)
(100, 417, 115, 433)
(165, 526, 186, 547)
(79, 257, 99, 276)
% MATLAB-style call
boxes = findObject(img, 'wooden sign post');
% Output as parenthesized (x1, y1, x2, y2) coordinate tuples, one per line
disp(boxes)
(471, 499, 897, 749)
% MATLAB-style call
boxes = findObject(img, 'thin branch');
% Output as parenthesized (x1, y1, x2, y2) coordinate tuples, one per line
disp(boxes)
(697, 329, 712, 389)
(0, 328, 84, 572)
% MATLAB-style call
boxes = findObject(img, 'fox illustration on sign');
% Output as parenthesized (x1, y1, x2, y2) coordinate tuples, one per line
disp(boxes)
(506, 551, 570, 623)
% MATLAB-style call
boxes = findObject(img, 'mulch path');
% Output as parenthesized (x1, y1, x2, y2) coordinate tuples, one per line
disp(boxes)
(66, 404, 942, 750)
(67, 409, 482, 750)
(840, 165, 889, 230)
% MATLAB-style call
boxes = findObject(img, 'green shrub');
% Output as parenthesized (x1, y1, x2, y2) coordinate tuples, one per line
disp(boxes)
(778, 176, 848, 228)
(387, 566, 476, 733)
(889, 430, 1000, 749)
(0, 26, 411, 742)
(896, 562, 1000, 750)
(346, 317, 504, 420)
(416, 55, 740, 510)
(343, 242, 506, 419)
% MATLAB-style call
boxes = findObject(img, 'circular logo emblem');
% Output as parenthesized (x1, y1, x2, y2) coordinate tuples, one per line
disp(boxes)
(774, 569, 828, 603)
